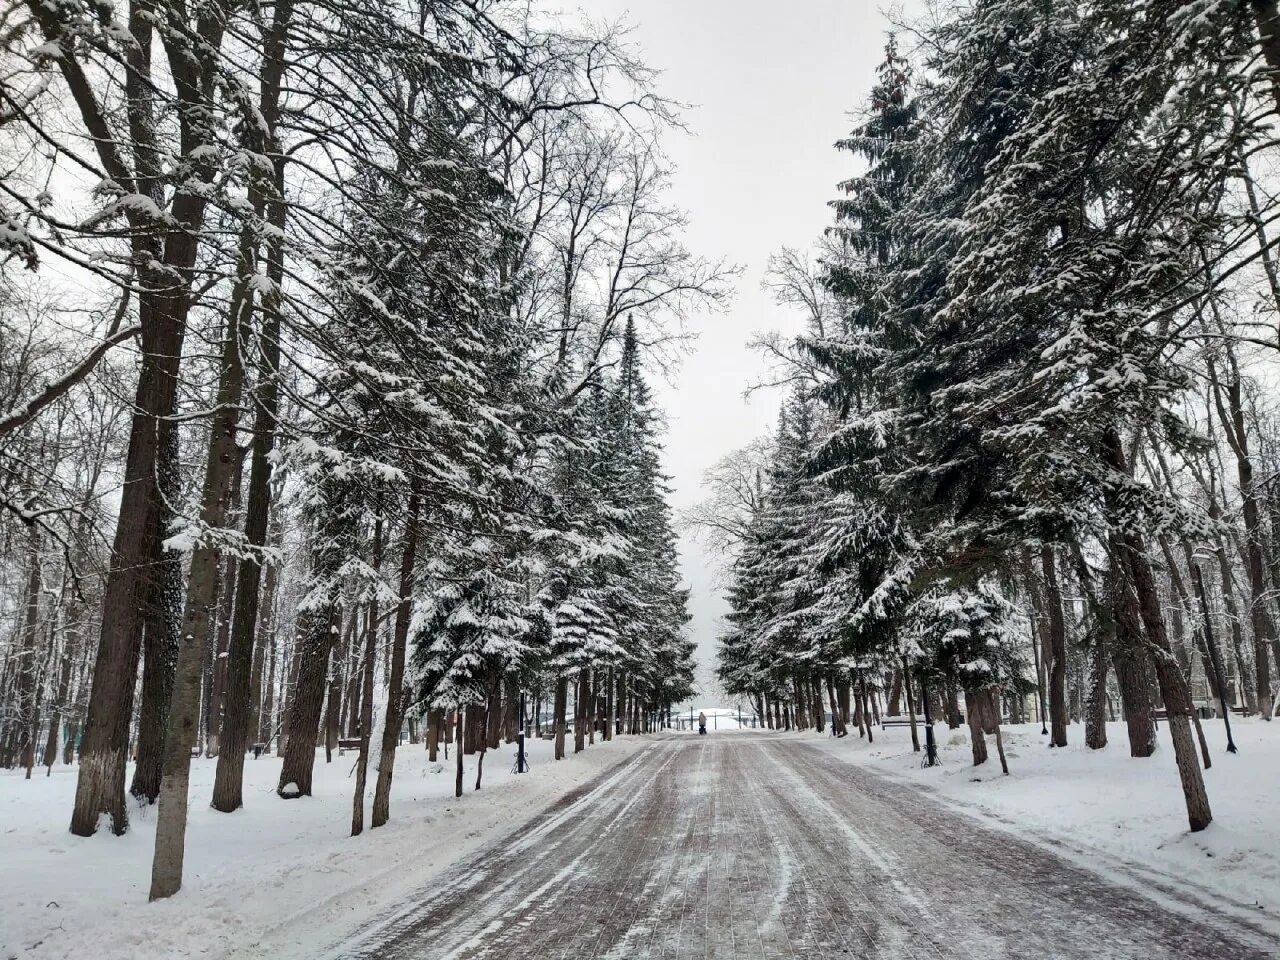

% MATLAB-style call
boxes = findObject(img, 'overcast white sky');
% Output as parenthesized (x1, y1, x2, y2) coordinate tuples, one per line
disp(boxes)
(582, 1, 914, 702)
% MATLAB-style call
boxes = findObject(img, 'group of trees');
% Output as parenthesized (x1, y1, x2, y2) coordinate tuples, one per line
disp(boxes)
(707, 0, 1280, 833)
(0, 0, 709, 900)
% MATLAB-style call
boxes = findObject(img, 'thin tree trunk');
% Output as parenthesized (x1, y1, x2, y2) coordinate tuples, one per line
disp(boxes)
(454, 705, 464, 798)
(901, 657, 921, 753)
(605, 668, 615, 741)
(372, 490, 420, 829)
(351, 514, 384, 836)
(1209, 358, 1275, 719)
(573, 672, 586, 754)
(1041, 544, 1069, 747)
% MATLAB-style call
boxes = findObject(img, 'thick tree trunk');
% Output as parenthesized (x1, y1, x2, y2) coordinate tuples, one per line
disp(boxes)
(553, 675, 567, 760)
(573, 672, 586, 753)
(70, 294, 187, 837)
(1104, 431, 1212, 831)
(130, 429, 182, 803)
(1252, 0, 1280, 120)
(488, 678, 503, 751)
(964, 690, 988, 766)
(504, 678, 518, 744)
(426, 710, 440, 762)
(1084, 629, 1109, 750)
(887, 670, 902, 716)
(37, 0, 226, 837)
(277, 597, 340, 798)
(944, 680, 962, 730)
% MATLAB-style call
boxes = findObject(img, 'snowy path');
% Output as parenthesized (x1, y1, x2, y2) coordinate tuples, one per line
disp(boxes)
(324, 734, 1278, 960)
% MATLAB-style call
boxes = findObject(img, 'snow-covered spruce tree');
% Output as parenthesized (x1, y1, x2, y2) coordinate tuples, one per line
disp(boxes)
(876, 0, 1260, 830)
(276, 74, 517, 799)
(907, 581, 1029, 771)
(775, 37, 921, 738)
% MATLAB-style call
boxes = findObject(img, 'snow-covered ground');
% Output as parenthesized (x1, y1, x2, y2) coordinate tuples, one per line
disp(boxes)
(0, 735, 647, 960)
(805, 716, 1280, 924)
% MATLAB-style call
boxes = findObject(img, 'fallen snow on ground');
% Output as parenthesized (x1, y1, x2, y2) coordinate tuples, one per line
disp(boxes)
(804, 717, 1280, 921)
(0, 735, 647, 960)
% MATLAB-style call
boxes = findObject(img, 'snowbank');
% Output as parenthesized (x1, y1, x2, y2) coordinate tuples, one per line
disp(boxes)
(0, 734, 648, 960)
(803, 717, 1280, 925)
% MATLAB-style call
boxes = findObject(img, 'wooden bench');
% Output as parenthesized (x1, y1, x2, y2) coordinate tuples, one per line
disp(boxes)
(337, 737, 362, 755)
(881, 718, 914, 728)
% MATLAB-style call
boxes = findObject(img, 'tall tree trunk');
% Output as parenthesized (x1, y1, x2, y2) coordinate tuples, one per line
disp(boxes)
(964, 689, 988, 766)
(372, 492, 420, 829)
(130, 424, 182, 802)
(43, 638, 75, 772)
(1110, 557, 1157, 757)
(1041, 544, 1069, 747)
(1251, 0, 1280, 122)
(573, 672, 586, 753)
(604, 668, 615, 741)
(212, 320, 284, 806)
(887, 670, 902, 716)
(454, 705, 464, 798)
(351, 515, 383, 836)
(900, 657, 921, 753)
(148, 293, 249, 897)
(1105, 431, 1212, 831)
(428, 710, 442, 762)
(206, 550, 238, 758)
(36, 0, 228, 837)
(14, 532, 42, 775)
(277, 483, 352, 798)
(825, 676, 845, 736)
(553, 675, 567, 760)
(1084, 631, 1110, 750)
(259, 624, 277, 747)
(1209, 358, 1275, 718)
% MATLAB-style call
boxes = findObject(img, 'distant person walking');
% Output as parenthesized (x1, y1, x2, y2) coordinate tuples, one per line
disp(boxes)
(698, 712, 707, 735)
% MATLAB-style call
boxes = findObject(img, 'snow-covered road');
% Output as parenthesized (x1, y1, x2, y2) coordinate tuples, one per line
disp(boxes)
(320, 733, 1278, 959)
